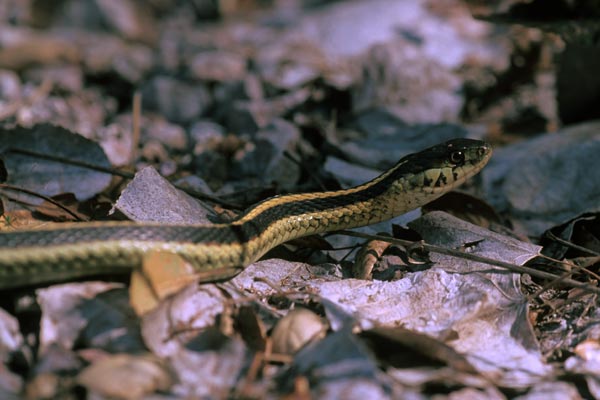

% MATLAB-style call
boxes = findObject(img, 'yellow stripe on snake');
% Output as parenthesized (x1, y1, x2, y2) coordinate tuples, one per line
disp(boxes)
(0, 139, 492, 289)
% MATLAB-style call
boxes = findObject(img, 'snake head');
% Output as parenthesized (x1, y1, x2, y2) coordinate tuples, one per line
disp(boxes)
(391, 138, 492, 194)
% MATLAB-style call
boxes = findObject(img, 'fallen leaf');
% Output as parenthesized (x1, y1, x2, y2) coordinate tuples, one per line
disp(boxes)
(0, 124, 112, 203)
(130, 251, 199, 316)
(77, 354, 172, 399)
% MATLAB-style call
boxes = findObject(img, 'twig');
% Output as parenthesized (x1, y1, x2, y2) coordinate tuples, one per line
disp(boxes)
(546, 231, 600, 256)
(0, 184, 86, 221)
(335, 230, 600, 294)
(529, 254, 600, 299)
(4, 147, 242, 209)
(538, 253, 600, 281)
(131, 90, 141, 165)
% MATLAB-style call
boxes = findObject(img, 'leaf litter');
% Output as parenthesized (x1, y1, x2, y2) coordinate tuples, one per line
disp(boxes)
(0, 0, 599, 399)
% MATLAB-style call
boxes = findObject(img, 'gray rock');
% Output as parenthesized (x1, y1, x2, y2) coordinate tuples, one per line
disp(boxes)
(142, 76, 211, 124)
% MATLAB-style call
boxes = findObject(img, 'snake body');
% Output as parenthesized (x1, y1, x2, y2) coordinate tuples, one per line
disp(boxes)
(0, 139, 491, 289)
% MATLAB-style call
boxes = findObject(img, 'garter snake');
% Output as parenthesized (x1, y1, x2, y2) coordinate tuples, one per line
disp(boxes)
(0, 138, 491, 289)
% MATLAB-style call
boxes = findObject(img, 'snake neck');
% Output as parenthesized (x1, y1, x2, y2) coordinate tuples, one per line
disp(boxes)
(235, 154, 486, 263)
(234, 178, 440, 263)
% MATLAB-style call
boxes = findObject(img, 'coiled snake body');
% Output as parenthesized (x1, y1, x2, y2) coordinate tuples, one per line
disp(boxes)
(0, 139, 492, 289)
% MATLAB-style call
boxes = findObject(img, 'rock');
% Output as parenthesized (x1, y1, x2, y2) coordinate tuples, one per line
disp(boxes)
(142, 76, 211, 124)
(189, 120, 226, 153)
(190, 50, 247, 82)
(23, 64, 83, 93)
(76, 32, 154, 83)
(0, 69, 21, 100)
(95, 0, 159, 44)
(115, 166, 211, 224)
(142, 116, 188, 151)
(192, 151, 228, 186)
(230, 119, 300, 189)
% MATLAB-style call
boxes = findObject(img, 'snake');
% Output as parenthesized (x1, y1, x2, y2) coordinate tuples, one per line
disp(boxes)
(0, 138, 491, 289)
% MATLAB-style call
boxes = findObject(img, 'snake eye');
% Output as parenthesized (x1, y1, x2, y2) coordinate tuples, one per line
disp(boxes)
(449, 150, 465, 165)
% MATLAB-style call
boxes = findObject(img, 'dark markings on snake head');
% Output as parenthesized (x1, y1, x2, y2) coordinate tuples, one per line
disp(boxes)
(435, 173, 448, 187)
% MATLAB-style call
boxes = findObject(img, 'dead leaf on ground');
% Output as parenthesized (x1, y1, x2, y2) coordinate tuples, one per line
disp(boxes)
(0, 124, 112, 205)
(76, 353, 172, 399)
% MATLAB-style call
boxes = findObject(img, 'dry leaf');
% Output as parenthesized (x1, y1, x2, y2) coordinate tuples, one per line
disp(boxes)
(77, 354, 172, 399)
(130, 251, 199, 316)
(271, 308, 327, 355)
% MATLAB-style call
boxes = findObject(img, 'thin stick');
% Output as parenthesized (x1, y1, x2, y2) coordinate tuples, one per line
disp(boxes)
(4, 148, 242, 209)
(546, 231, 600, 256)
(131, 90, 141, 164)
(335, 230, 600, 294)
(538, 253, 600, 281)
(529, 254, 600, 298)
(0, 184, 86, 221)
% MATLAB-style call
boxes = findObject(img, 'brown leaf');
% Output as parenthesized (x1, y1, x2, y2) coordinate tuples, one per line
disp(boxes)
(130, 251, 199, 316)
(77, 354, 173, 399)
(0, 29, 79, 70)
(271, 308, 327, 355)
(35, 193, 88, 222)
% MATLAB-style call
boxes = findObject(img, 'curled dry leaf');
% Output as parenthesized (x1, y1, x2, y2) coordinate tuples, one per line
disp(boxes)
(77, 354, 173, 399)
(130, 250, 200, 316)
(271, 308, 328, 355)
(353, 238, 391, 279)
